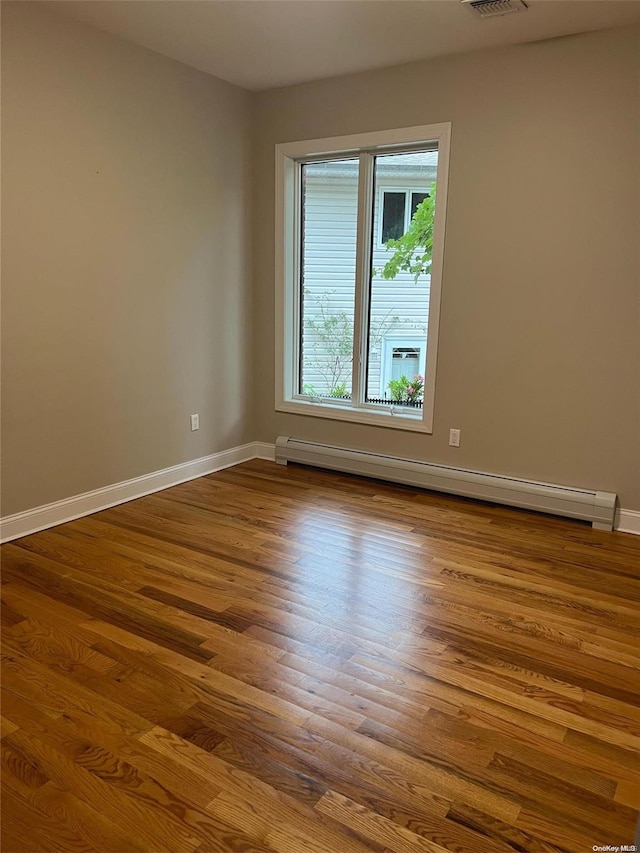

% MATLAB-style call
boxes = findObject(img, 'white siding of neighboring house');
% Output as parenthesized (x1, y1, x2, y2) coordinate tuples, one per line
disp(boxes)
(301, 158, 436, 400)
(301, 171, 358, 395)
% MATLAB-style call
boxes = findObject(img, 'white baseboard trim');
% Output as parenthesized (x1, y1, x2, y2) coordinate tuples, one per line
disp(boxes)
(615, 508, 640, 536)
(0, 441, 276, 544)
(2, 439, 636, 542)
(252, 441, 277, 462)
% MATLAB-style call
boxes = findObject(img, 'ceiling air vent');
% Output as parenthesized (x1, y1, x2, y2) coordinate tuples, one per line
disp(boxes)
(461, 0, 528, 19)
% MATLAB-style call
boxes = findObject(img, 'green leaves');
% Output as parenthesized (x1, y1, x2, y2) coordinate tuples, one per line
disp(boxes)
(387, 373, 424, 403)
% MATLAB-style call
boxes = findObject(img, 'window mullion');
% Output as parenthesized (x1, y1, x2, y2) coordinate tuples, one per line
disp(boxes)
(352, 152, 374, 407)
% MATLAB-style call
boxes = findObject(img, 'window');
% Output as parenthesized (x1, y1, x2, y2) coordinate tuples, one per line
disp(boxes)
(276, 123, 451, 433)
(381, 192, 406, 243)
(380, 190, 430, 245)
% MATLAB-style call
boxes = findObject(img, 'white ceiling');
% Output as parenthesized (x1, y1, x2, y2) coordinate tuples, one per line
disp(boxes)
(42, 0, 640, 91)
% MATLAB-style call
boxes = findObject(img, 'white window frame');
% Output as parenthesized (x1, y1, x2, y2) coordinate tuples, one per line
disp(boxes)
(275, 123, 451, 434)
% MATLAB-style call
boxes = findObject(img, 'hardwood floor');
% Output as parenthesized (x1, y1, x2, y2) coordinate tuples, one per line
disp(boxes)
(1, 459, 639, 852)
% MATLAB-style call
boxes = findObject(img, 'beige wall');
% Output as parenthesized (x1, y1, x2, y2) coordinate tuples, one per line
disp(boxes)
(2, 7, 639, 519)
(1, 3, 254, 516)
(253, 25, 640, 510)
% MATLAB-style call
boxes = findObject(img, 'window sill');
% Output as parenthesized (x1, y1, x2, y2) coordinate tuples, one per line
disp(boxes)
(275, 398, 433, 433)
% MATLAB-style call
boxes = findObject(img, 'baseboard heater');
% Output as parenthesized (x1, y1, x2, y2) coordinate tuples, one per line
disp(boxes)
(275, 436, 617, 531)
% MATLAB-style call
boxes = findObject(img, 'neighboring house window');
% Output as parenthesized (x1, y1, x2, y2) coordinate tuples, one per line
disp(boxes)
(380, 190, 430, 245)
(275, 123, 451, 433)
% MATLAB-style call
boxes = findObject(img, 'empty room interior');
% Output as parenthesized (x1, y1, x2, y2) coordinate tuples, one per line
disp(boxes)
(1, 0, 639, 850)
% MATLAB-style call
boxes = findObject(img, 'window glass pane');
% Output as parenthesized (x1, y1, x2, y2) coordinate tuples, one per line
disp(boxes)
(300, 159, 358, 399)
(381, 192, 406, 244)
(410, 191, 429, 219)
(366, 150, 438, 407)
(391, 348, 420, 382)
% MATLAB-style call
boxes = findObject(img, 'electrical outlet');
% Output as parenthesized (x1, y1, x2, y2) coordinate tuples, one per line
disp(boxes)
(449, 428, 460, 447)
(190, 414, 199, 431)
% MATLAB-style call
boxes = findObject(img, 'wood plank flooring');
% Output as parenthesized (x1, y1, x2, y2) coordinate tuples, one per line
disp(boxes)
(1, 458, 639, 852)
